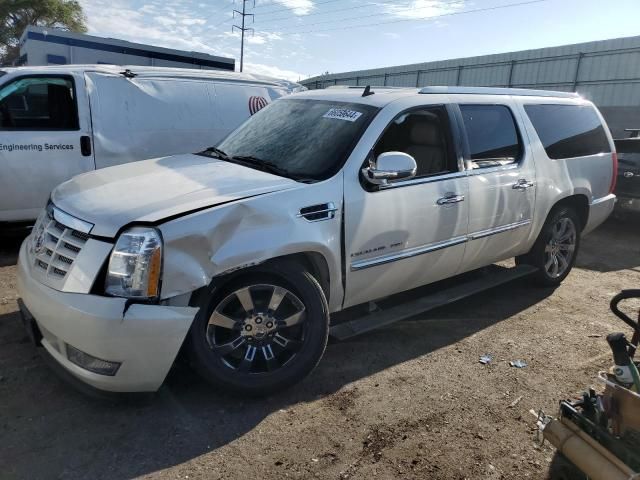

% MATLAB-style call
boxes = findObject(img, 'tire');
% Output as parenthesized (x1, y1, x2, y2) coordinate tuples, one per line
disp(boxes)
(516, 206, 581, 287)
(186, 262, 329, 396)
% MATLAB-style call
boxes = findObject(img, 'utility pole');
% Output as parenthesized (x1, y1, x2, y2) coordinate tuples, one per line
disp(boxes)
(232, 0, 254, 72)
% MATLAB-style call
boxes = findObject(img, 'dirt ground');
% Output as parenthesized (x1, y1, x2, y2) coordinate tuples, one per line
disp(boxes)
(1, 218, 639, 480)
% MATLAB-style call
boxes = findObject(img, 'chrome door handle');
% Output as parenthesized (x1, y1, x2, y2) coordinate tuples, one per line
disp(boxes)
(512, 179, 534, 190)
(437, 194, 465, 205)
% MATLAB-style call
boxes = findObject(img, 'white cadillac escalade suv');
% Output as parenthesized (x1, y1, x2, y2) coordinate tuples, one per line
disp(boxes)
(17, 86, 617, 396)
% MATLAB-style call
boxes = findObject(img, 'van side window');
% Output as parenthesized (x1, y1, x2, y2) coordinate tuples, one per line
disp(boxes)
(0, 77, 79, 131)
(373, 106, 457, 178)
(460, 105, 522, 168)
(524, 104, 610, 159)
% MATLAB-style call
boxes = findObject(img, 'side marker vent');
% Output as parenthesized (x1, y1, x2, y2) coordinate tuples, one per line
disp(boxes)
(298, 202, 338, 222)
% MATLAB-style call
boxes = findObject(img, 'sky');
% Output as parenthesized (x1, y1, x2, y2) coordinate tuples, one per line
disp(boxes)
(77, 0, 640, 81)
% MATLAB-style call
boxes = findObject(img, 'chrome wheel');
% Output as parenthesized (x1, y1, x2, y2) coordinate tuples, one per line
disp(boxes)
(544, 217, 577, 279)
(206, 284, 307, 374)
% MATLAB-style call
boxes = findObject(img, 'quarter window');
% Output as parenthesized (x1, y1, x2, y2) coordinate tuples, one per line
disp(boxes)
(0, 77, 78, 130)
(524, 104, 610, 159)
(460, 105, 522, 168)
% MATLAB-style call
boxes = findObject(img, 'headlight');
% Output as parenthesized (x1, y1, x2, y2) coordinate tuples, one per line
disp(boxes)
(105, 227, 163, 299)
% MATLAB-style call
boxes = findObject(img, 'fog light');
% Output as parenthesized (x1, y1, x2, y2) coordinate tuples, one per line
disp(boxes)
(66, 344, 121, 376)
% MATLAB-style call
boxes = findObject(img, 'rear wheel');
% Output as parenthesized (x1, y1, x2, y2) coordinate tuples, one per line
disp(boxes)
(187, 263, 329, 396)
(517, 206, 580, 287)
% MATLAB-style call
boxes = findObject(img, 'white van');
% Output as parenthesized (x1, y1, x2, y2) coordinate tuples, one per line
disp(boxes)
(0, 65, 303, 223)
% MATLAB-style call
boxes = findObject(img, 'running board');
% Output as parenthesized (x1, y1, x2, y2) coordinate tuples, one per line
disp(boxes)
(329, 264, 538, 341)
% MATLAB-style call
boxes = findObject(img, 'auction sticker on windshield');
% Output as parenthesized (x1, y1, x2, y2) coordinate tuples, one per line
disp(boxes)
(323, 108, 363, 122)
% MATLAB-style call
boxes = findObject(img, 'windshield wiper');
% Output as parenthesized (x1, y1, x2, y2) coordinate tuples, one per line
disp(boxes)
(199, 146, 230, 160)
(231, 155, 299, 179)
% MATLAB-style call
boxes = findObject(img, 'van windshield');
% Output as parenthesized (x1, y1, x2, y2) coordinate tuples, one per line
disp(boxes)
(212, 98, 379, 181)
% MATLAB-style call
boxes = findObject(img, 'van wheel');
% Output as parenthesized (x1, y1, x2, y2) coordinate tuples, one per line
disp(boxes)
(517, 207, 580, 287)
(187, 263, 329, 396)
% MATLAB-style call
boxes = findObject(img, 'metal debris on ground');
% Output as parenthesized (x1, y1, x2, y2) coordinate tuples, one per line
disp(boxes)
(508, 395, 523, 408)
(510, 360, 528, 368)
(479, 354, 493, 365)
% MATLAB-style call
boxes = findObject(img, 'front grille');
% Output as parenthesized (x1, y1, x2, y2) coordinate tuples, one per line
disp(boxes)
(32, 213, 89, 279)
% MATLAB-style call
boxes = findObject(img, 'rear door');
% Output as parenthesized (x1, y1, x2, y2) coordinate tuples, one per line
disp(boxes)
(454, 100, 536, 272)
(0, 73, 94, 221)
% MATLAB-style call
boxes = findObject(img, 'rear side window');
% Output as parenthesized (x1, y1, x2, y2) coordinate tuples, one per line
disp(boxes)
(524, 104, 610, 159)
(0, 76, 79, 130)
(460, 104, 522, 168)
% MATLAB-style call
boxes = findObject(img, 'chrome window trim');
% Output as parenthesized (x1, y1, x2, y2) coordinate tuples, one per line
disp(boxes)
(465, 163, 519, 176)
(377, 162, 520, 190)
(351, 235, 468, 271)
(350, 218, 532, 271)
(51, 205, 94, 234)
(378, 170, 467, 190)
(468, 219, 532, 240)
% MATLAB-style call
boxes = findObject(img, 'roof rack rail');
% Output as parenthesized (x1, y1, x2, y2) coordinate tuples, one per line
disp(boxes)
(418, 86, 579, 98)
(326, 85, 408, 90)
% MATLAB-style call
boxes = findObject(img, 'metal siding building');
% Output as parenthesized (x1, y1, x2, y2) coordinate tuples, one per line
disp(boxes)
(16, 25, 235, 71)
(302, 35, 640, 137)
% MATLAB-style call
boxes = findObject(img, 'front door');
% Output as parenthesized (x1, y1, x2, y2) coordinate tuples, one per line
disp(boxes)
(344, 105, 469, 308)
(455, 102, 536, 273)
(0, 74, 94, 221)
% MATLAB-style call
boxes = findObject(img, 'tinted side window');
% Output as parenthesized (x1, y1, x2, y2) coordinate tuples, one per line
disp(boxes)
(460, 104, 522, 168)
(524, 104, 610, 159)
(0, 77, 78, 130)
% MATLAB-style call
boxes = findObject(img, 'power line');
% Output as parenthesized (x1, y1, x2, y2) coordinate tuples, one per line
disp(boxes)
(255, 0, 464, 26)
(233, 0, 255, 72)
(253, 0, 349, 15)
(260, 0, 549, 34)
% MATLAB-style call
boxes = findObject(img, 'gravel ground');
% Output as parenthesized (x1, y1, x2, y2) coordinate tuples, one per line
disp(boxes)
(1, 218, 639, 480)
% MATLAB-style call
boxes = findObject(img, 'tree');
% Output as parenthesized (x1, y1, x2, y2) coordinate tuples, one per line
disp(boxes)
(1, 0, 87, 65)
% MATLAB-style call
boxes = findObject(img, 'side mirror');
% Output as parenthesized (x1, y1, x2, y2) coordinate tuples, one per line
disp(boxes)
(362, 152, 417, 186)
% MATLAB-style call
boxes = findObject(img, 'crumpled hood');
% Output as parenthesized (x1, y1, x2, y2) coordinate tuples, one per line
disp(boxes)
(51, 154, 299, 238)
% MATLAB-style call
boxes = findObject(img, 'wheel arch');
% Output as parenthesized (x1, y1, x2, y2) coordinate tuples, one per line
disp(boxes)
(548, 193, 590, 232)
(264, 252, 332, 304)
(190, 250, 333, 308)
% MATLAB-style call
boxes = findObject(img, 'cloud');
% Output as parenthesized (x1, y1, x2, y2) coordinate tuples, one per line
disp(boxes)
(181, 18, 207, 26)
(272, 0, 315, 16)
(155, 16, 177, 27)
(244, 62, 304, 82)
(380, 0, 466, 20)
(246, 32, 283, 45)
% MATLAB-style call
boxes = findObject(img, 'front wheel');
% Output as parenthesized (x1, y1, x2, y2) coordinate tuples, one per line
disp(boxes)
(187, 263, 329, 396)
(517, 207, 581, 287)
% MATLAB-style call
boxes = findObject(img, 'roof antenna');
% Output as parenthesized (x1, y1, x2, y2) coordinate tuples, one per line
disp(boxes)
(362, 85, 374, 97)
(120, 69, 137, 79)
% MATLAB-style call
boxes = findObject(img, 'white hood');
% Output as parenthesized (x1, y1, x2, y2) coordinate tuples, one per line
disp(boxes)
(51, 154, 299, 238)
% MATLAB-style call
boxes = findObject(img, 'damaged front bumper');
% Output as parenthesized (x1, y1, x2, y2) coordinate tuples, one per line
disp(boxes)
(16, 241, 198, 393)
